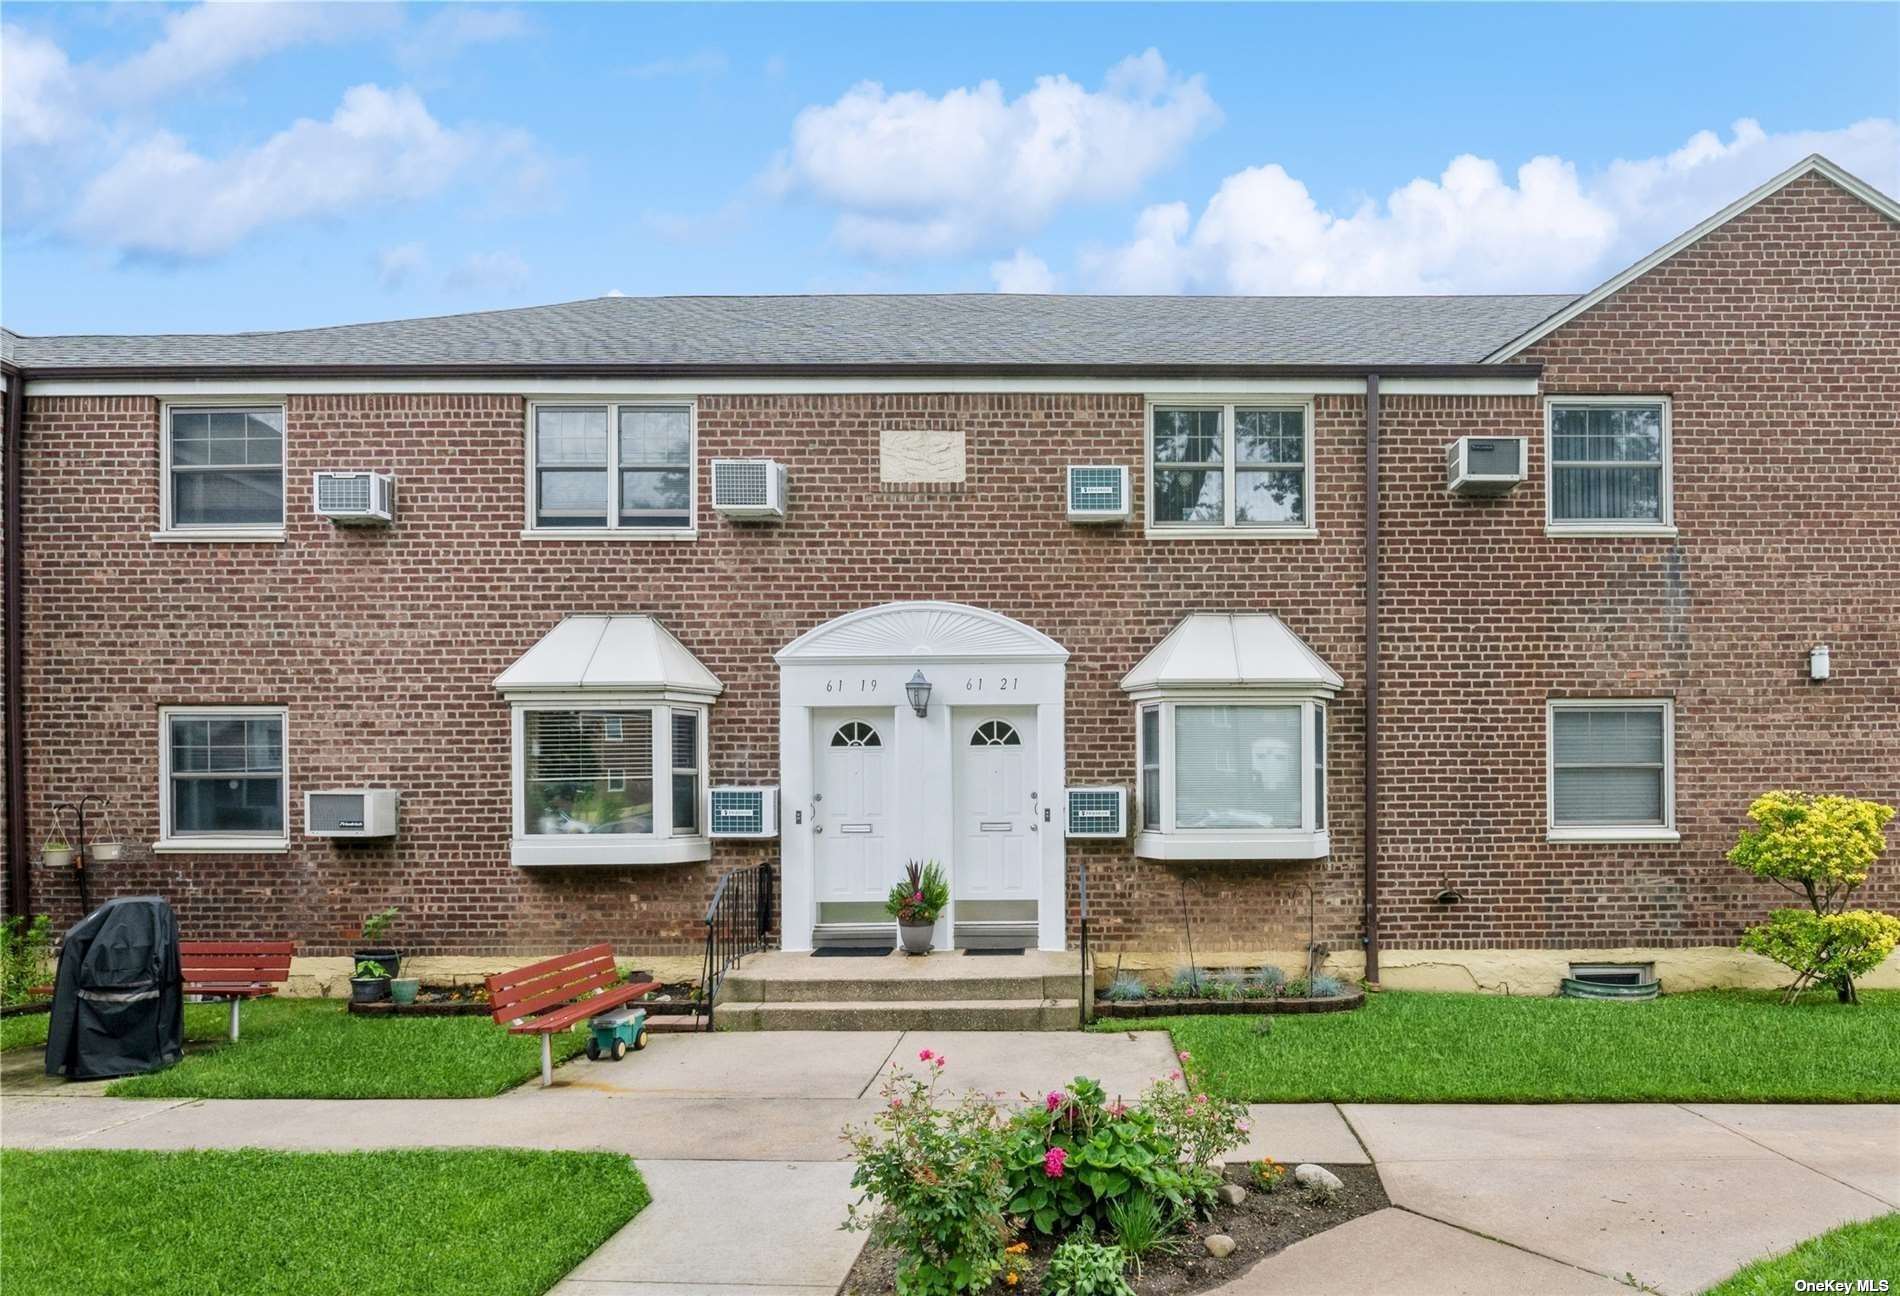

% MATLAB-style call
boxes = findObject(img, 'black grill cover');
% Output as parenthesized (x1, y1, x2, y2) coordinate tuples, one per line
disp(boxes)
(45, 896, 185, 1080)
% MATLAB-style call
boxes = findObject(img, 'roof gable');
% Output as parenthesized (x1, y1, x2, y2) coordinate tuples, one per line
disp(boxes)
(1483, 154, 1900, 363)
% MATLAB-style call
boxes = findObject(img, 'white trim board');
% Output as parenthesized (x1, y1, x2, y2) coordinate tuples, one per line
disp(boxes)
(23, 375, 1543, 398)
(1485, 154, 1900, 363)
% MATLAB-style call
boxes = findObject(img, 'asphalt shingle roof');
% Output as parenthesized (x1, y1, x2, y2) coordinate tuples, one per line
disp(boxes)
(2, 293, 1578, 373)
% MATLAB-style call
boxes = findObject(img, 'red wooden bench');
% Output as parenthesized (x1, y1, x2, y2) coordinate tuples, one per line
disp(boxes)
(486, 944, 661, 1086)
(180, 941, 296, 1042)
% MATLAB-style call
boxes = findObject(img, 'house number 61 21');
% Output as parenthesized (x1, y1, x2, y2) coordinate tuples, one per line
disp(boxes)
(964, 677, 1020, 691)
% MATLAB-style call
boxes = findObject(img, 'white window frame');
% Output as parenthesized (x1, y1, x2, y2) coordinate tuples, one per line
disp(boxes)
(155, 400, 288, 543)
(1546, 698, 1679, 843)
(522, 399, 698, 540)
(1132, 695, 1329, 860)
(1544, 395, 1676, 538)
(509, 697, 711, 866)
(155, 705, 290, 852)
(1144, 397, 1318, 539)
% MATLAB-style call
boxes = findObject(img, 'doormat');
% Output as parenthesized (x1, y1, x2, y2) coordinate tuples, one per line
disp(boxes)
(810, 946, 892, 957)
(964, 948, 1026, 956)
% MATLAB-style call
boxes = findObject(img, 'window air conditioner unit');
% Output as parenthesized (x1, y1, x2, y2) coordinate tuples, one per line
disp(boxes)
(711, 459, 788, 520)
(305, 789, 400, 838)
(1445, 437, 1526, 496)
(1066, 465, 1131, 523)
(709, 786, 779, 838)
(313, 471, 396, 524)
(1065, 787, 1128, 839)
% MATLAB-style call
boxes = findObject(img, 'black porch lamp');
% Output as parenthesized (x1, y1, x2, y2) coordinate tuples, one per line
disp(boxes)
(905, 670, 933, 718)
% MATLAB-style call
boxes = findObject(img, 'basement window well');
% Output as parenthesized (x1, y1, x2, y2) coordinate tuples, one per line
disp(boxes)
(1567, 963, 1654, 988)
(1122, 613, 1341, 862)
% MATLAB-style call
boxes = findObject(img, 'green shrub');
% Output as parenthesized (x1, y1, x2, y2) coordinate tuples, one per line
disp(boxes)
(1, 915, 54, 1006)
(1104, 1190, 1182, 1274)
(1103, 973, 1148, 1002)
(1044, 1235, 1135, 1296)
(1283, 976, 1309, 998)
(843, 1055, 1009, 1294)
(1004, 1074, 1249, 1237)
(1728, 791, 1898, 1003)
(1166, 966, 1202, 998)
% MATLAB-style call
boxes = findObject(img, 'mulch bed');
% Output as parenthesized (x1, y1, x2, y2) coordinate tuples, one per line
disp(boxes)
(839, 1163, 1387, 1294)
(1093, 989, 1365, 1018)
(346, 980, 701, 1018)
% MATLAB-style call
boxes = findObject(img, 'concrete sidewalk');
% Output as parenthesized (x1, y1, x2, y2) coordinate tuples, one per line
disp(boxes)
(4, 1030, 1895, 1295)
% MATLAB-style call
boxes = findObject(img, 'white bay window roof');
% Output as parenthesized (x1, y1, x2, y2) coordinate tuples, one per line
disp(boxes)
(495, 615, 723, 701)
(1121, 613, 1342, 699)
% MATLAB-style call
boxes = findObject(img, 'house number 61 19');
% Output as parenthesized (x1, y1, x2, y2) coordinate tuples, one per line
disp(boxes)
(824, 678, 878, 693)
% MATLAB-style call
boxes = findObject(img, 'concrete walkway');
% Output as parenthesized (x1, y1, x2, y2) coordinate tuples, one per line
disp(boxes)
(4, 1031, 1895, 1295)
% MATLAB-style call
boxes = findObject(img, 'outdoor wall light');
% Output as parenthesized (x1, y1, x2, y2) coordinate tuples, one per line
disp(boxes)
(905, 670, 933, 718)
(1809, 644, 1831, 682)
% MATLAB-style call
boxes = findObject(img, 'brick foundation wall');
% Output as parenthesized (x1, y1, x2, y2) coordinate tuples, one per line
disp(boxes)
(12, 173, 1897, 961)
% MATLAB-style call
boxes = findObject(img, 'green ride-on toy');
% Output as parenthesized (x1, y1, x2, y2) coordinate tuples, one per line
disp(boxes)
(584, 1007, 649, 1061)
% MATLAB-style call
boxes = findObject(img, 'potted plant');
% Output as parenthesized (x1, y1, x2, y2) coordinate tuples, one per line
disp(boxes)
(41, 834, 73, 869)
(388, 969, 421, 1005)
(354, 906, 401, 981)
(350, 958, 391, 1004)
(886, 859, 948, 955)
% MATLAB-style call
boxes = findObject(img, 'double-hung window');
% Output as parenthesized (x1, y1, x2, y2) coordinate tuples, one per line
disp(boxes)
(1547, 700, 1678, 842)
(157, 706, 289, 851)
(512, 702, 710, 865)
(1149, 401, 1314, 536)
(1546, 397, 1673, 535)
(161, 405, 286, 539)
(528, 402, 694, 536)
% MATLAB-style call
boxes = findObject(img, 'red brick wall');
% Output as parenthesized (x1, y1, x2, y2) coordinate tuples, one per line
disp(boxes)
(13, 174, 1897, 960)
(16, 391, 1369, 956)
(1378, 173, 1900, 949)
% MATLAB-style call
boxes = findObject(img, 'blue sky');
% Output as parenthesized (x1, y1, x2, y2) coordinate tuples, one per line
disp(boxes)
(3, 2, 1896, 336)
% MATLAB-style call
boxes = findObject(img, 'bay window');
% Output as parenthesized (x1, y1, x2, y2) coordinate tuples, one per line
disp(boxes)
(1132, 699, 1330, 859)
(512, 701, 709, 865)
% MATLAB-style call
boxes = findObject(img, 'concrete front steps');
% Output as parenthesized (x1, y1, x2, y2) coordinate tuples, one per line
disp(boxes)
(713, 949, 1086, 1031)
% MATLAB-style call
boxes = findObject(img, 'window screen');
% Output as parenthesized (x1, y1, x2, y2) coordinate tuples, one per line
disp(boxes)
(168, 712, 284, 835)
(1152, 408, 1223, 525)
(671, 709, 700, 834)
(619, 406, 692, 529)
(1174, 705, 1301, 830)
(1139, 706, 1161, 830)
(1550, 404, 1665, 524)
(524, 709, 653, 835)
(169, 408, 284, 528)
(1234, 407, 1306, 526)
(534, 406, 610, 528)
(1551, 705, 1667, 826)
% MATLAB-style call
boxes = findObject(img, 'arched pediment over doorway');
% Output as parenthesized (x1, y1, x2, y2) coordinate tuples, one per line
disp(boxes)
(774, 601, 1069, 665)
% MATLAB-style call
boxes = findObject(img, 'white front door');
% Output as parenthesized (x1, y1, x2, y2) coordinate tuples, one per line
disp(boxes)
(954, 710, 1039, 911)
(813, 711, 893, 916)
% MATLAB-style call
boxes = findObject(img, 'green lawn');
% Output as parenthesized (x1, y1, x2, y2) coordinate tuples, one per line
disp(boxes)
(1096, 989, 1900, 1102)
(0, 1148, 647, 1296)
(3, 998, 586, 1098)
(1702, 1212, 1900, 1295)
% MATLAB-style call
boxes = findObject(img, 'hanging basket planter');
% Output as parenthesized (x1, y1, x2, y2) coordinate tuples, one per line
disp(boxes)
(40, 832, 74, 869)
(90, 841, 123, 862)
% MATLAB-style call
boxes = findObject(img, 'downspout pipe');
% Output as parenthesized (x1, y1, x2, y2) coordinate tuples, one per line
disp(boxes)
(2, 365, 27, 920)
(1362, 373, 1381, 987)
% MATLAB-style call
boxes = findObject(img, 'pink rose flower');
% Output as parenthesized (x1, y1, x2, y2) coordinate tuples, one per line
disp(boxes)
(918, 1048, 935, 1062)
(1169, 1069, 1182, 1081)
(934, 1055, 947, 1068)
(1178, 1050, 1192, 1061)
(1043, 1146, 1068, 1178)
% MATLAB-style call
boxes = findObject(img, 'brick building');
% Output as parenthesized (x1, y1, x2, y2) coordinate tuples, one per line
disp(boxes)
(3, 154, 1895, 993)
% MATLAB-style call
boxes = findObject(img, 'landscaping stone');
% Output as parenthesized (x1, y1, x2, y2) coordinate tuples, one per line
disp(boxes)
(1204, 1234, 1237, 1259)
(1216, 1182, 1248, 1206)
(1294, 1163, 1343, 1192)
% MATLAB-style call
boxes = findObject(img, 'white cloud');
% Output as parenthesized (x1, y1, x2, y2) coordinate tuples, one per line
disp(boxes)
(1084, 119, 1900, 295)
(990, 249, 1057, 293)
(0, 23, 80, 148)
(109, 3, 394, 105)
(376, 241, 429, 291)
(69, 85, 535, 259)
(396, 7, 530, 68)
(771, 49, 1219, 258)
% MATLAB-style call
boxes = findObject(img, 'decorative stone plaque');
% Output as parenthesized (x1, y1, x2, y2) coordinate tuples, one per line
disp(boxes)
(879, 426, 966, 485)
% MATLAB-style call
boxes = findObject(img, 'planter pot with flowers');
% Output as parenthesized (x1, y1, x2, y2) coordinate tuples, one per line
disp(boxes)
(886, 860, 949, 956)
(40, 836, 73, 869)
(353, 906, 402, 982)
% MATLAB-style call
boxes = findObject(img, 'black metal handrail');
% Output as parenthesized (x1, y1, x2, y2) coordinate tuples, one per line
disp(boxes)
(698, 860, 775, 1030)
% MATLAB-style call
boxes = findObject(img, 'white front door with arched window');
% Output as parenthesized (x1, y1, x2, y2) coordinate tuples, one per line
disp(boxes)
(775, 603, 1068, 952)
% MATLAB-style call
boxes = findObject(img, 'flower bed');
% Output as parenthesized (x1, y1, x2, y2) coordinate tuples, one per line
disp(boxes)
(839, 1049, 1384, 1294)
(1093, 968, 1365, 1018)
